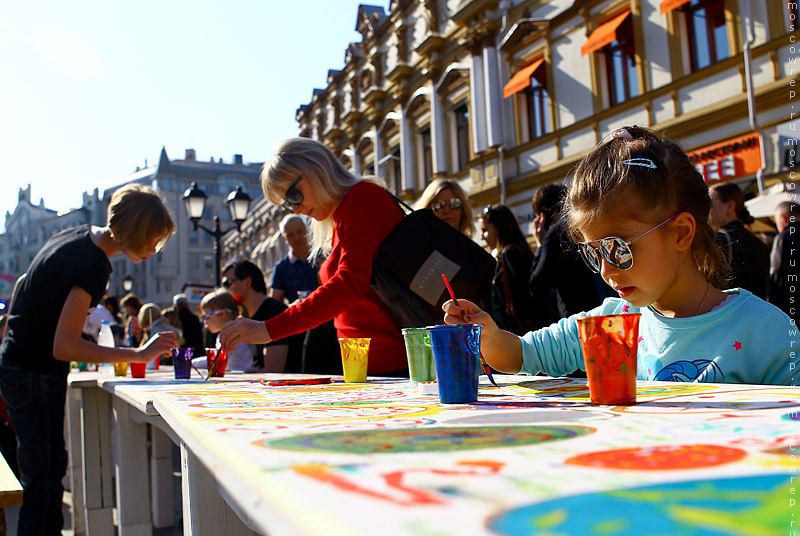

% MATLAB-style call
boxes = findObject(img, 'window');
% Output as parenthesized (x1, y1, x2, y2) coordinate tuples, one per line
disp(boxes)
(522, 69, 551, 139)
(684, 0, 729, 72)
(421, 128, 433, 181)
(454, 105, 470, 171)
(601, 17, 638, 106)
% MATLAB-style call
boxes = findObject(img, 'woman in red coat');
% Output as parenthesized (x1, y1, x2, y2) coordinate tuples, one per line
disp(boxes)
(221, 138, 407, 375)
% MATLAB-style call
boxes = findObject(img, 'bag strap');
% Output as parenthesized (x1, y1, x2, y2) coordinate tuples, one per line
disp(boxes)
(382, 188, 414, 214)
(499, 246, 526, 333)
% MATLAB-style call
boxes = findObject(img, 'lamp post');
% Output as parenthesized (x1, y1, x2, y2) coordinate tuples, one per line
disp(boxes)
(122, 275, 134, 293)
(183, 182, 252, 287)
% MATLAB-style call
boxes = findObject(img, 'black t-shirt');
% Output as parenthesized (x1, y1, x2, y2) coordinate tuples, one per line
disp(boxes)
(251, 297, 303, 373)
(1, 225, 111, 376)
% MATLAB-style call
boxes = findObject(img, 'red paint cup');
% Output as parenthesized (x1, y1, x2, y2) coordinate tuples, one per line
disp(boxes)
(130, 362, 147, 378)
(576, 314, 640, 405)
(205, 348, 228, 378)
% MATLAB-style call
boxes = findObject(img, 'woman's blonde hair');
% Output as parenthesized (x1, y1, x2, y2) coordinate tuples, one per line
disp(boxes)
(200, 288, 242, 318)
(566, 125, 728, 288)
(413, 179, 474, 238)
(261, 138, 383, 260)
(137, 303, 162, 330)
(108, 184, 175, 254)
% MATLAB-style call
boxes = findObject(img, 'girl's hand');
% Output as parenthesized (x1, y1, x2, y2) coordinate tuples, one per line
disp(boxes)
(442, 299, 498, 335)
(135, 331, 177, 363)
(220, 318, 271, 351)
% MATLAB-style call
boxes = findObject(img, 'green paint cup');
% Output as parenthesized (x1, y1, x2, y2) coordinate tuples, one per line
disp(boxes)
(401, 328, 436, 385)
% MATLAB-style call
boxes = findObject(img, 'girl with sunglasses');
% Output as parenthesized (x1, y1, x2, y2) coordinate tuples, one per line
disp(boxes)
(220, 137, 409, 376)
(413, 179, 475, 237)
(194, 289, 254, 372)
(443, 126, 792, 385)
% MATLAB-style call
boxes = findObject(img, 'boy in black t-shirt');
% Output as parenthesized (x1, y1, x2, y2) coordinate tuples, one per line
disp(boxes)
(0, 184, 177, 534)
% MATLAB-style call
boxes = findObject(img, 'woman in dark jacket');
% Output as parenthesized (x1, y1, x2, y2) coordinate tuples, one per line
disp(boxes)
(480, 205, 535, 335)
(709, 183, 769, 298)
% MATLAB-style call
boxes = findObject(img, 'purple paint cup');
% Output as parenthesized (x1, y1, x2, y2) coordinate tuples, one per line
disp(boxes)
(427, 324, 481, 404)
(172, 348, 193, 380)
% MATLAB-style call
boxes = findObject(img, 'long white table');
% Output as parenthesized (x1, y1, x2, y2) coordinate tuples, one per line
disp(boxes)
(70, 371, 798, 535)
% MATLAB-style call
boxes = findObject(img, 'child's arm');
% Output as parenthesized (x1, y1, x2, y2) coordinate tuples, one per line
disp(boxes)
(54, 287, 177, 364)
(442, 299, 523, 373)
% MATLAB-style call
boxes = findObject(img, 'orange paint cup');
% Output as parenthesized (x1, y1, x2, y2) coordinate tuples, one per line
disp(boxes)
(576, 314, 640, 405)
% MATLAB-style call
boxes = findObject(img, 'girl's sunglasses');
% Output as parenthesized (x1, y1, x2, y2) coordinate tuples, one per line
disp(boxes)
(577, 214, 677, 272)
(431, 198, 462, 212)
(202, 310, 225, 321)
(280, 176, 304, 212)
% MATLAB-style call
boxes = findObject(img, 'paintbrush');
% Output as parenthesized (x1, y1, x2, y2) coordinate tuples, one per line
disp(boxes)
(441, 274, 498, 387)
(192, 362, 207, 381)
(205, 350, 221, 382)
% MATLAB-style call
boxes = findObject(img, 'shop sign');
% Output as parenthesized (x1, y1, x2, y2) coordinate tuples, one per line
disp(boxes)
(687, 133, 761, 183)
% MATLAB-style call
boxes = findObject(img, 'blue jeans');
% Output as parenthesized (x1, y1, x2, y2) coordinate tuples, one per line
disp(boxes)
(0, 364, 67, 536)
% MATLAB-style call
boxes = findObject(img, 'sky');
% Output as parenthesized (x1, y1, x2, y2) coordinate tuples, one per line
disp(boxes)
(0, 0, 385, 227)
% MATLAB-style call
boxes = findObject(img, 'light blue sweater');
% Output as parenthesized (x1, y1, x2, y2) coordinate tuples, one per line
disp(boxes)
(520, 289, 796, 385)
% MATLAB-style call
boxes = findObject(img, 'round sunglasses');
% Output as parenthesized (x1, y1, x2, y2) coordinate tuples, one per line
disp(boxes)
(577, 214, 677, 272)
(431, 198, 462, 212)
(280, 176, 304, 212)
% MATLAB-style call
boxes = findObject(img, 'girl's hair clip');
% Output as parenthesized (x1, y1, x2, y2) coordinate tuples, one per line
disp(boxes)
(622, 158, 657, 169)
(612, 128, 634, 141)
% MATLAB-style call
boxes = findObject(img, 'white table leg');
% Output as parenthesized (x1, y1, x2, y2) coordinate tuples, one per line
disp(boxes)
(67, 386, 86, 536)
(112, 397, 152, 536)
(80, 387, 114, 536)
(150, 426, 175, 528)
(180, 443, 256, 536)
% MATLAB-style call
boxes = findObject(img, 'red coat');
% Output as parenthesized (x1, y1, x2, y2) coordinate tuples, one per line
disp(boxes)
(265, 181, 407, 374)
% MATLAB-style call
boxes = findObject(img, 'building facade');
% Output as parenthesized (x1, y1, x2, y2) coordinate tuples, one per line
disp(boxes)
(225, 0, 796, 275)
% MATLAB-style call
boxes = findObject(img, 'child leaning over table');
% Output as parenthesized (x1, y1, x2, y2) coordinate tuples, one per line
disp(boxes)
(194, 289, 254, 372)
(443, 126, 792, 386)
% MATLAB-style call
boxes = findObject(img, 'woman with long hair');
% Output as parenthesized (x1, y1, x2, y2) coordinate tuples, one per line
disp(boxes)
(413, 179, 474, 238)
(480, 204, 535, 335)
(221, 138, 408, 375)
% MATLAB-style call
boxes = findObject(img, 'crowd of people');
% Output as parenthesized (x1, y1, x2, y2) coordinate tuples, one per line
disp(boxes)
(0, 127, 795, 534)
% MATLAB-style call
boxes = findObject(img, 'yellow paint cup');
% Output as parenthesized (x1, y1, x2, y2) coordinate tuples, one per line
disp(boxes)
(338, 338, 370, 383)
(113, 362, 129, 377)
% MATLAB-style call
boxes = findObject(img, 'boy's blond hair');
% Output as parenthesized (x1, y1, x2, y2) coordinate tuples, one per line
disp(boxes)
(108, 184, 175, 254)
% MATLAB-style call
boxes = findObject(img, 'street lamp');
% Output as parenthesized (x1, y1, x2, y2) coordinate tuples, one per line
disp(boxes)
(183, 182, 252, 287)
(122, 275, 134, 293)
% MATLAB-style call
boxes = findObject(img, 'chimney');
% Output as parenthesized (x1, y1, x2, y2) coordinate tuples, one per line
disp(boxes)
(234, 154, 243, 166)
(185, 149, 196, 161)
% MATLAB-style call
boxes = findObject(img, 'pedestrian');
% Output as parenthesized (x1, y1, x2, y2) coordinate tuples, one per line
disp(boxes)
(442, 126, 791, 385)
(173, 293, 205, 359)
(413, 179, 475, 238)
(139, 303, 183, 366)
(529, 183, 611, 328)
(480, 205, 535, 335)
(221, 137, 408, 376)
(709, 182, 770, 298)
(270, 214, 340, 374)
(222, 260, 302, 372)
(0, 184, 177, 534)
(120, 293, 143, 347)
(767, 200, 800, 325)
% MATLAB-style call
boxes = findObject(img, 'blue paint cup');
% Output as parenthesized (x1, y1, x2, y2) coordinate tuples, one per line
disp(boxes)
(172, 348, 193, 379)
(427, 324, 481, 403)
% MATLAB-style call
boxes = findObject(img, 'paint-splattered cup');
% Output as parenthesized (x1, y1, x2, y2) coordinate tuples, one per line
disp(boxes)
(401, 328, 436, 385)
(172, 348, 193, 380)
(576, 314, 640, 405)
(427, 324, 481, 404)
(338, 338, 370, 383)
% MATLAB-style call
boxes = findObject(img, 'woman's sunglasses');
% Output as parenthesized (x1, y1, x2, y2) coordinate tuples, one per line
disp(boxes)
(431, 198, 462, 212)
(280, 176, 304, 212)
(577, 215, 677, 272)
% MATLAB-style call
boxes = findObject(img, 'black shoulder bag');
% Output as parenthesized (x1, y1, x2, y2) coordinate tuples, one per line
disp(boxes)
(370, 191, 496, 328)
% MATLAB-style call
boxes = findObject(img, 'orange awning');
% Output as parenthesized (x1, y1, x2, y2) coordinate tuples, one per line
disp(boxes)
(581, 10, 630, 56)
(503, 58, 545, 98)
(660, 0, 692, 14)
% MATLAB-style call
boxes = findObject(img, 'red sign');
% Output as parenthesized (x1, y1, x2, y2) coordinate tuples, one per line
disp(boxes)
(687, 133, 762, 183)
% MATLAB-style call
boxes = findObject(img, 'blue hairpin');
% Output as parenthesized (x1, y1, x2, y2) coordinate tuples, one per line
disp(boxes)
(621, 158, 656, 169)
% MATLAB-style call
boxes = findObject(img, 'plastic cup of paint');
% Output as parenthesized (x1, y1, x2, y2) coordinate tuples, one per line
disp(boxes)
(172, 348, 193, 380)
(205, 348, 228, 378)
(113, 362, 128, 377)
(338, 338, 370, 383)
(130, 362, 147, 378)
(576, 314, 640, 405)
(401, 328, 436, 385)
(427, 324, 481, 404)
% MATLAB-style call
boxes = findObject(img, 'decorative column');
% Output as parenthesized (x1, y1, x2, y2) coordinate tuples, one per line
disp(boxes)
(467, 38, 488, 154)
(373, 128, 384, 178)
(482, 34, 503, 149)
(429, 80, 447, 176)
(400, 110, 417, 193)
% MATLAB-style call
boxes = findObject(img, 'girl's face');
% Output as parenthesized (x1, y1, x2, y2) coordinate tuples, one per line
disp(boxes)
(579, 214, 683, 309)
(202, 308, 233, 334)
(282, 177, 335, 221)
(430, 189, 462, 230)
(481, 220, 499, 249)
